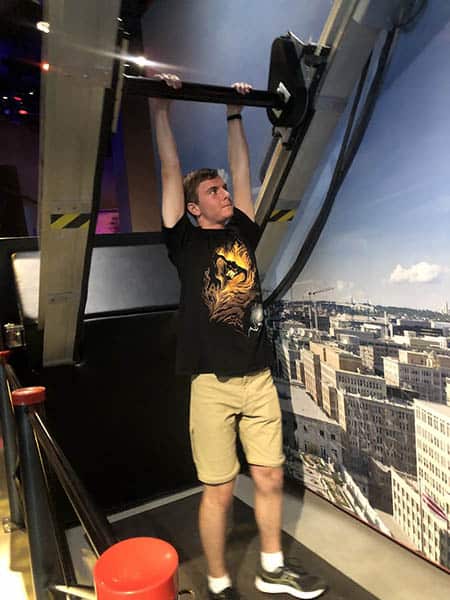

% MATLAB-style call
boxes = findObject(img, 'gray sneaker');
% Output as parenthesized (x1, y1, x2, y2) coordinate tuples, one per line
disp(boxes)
(255, 564, 327, 599)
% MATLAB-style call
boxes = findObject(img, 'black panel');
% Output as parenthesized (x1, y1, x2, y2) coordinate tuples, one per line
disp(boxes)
(2, 237, 195, 513)
(39, 312, 196, 513)
(0, 166, 28, 237)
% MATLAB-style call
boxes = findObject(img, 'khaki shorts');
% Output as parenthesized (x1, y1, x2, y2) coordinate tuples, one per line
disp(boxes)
(189, 368, 285, 485)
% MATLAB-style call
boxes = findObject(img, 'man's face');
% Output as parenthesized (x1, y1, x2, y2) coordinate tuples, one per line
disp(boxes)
(188, 176, 233, 228)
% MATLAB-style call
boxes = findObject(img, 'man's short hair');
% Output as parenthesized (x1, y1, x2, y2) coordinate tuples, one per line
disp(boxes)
(183, 168, 218, 207)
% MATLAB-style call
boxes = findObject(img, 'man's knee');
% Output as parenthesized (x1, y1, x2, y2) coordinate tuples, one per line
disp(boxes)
(201, 480, 235, 511)
(250, 465, 284, 494)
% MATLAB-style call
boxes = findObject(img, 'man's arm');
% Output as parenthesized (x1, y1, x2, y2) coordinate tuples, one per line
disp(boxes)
(227, 83, 255, 222)
(151, 75, 184, 228)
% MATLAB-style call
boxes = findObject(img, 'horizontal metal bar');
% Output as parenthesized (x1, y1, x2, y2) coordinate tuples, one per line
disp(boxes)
(123, 75, 285, 109)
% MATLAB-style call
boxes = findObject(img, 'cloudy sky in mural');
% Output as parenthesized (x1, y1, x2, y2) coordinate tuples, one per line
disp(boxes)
(291, 3, 450, 312)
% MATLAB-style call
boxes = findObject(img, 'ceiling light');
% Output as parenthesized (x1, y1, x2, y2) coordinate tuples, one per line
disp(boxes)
(37, 21, 50, 34)
(132, 56, 149, 67)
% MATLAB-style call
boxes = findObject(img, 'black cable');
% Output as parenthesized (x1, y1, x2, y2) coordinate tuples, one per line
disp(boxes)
(395, 0, 428, 29)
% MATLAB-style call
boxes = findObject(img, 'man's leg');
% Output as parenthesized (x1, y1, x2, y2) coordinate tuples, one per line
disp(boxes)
(190, 374, 243, 597)
(250, 465, 283, 553)
(242, 371, 327, 598)
(250, 468, 327, 599)
(199, 479, 235, 577)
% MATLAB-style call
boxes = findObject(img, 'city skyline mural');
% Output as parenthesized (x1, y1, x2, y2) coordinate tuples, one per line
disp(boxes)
(268, 0, 450, 571)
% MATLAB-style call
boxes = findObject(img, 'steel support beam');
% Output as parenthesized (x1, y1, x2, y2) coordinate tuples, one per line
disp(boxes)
(38, 0, 121, 365)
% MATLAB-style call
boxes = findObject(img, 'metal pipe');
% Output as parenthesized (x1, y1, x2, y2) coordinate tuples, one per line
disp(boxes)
(30, 410, 116, 556)
(13, 389, 64, 600)
(39, 449, 78, 592)
(0, 353, 24, 528)
(124, 75, 285, 109)
(51, 584, 96, 600)
(5, 362, 22, 390)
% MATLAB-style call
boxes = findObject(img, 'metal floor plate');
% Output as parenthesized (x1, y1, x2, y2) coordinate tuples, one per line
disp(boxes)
(113, 492, 378, 599)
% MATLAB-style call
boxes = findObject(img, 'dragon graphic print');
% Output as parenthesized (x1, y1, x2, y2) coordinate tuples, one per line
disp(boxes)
(202, 239, 264, 336)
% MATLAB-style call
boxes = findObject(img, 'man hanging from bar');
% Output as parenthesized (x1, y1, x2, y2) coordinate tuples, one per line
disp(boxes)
(151, 72, 327, 600)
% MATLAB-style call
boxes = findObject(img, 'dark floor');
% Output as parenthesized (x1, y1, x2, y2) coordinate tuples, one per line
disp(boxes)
(112, 492, 379, 599)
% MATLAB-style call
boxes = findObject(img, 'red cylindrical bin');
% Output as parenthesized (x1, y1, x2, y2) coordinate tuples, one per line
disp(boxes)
(94, 537, 179, 600)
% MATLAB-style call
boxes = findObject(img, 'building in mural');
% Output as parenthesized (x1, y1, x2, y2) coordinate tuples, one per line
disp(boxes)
(336, 390, 416, 476)
(359, 340, 401, 375)
(269, 299, 450, 568)
(384, 351, 450, 405)
(392, 400, 450, 567)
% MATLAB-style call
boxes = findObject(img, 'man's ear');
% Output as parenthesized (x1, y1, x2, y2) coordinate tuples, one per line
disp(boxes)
(187, 201, 200, 217)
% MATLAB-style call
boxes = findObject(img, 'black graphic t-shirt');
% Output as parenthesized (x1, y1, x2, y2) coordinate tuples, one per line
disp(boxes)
(163, 208, 273, 376)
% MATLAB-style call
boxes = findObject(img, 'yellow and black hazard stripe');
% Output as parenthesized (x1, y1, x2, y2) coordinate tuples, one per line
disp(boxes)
(269, 209, 295, 223)
(50, 213, 90, 229)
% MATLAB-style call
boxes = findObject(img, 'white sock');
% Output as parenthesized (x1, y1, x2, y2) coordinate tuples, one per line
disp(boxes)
(261, 550, 284, 572)
(208, 574, 232, 594)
